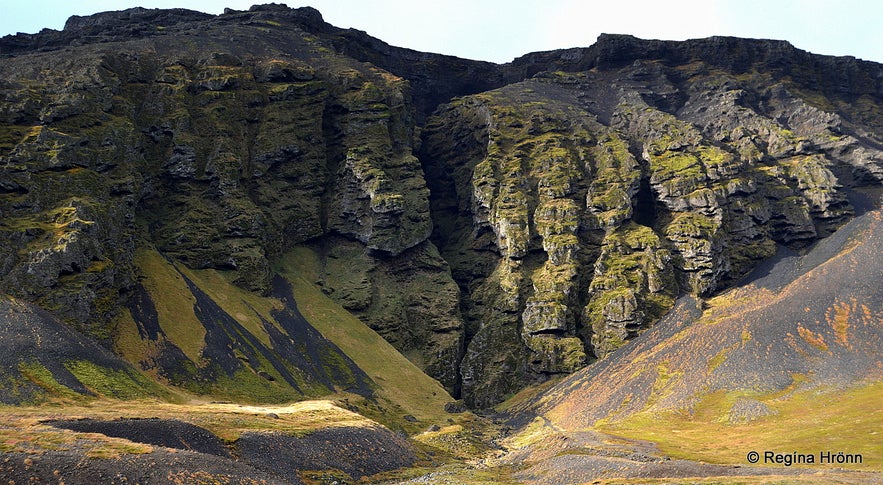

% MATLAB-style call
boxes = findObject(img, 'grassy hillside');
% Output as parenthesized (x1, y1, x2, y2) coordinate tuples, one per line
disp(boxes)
(599, 379, 883, 470)
(0, 245, 480, 483)
(1, 241, 456, 419)
(274, 246, 454, 424)
(115, 247, 350, 402)
(0, 294, 173, 405)
(111, 246, 454, 428)
(501, 204, 883, 482)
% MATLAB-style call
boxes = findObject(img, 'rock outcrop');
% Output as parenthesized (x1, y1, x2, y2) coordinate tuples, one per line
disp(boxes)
(422, 52, 882, 406)
(514, 197, 883, 428)
(0, 6, 466, 394)
(1, 6, 882, 407)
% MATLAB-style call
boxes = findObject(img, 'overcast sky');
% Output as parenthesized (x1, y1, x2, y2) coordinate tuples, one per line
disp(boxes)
(2, 0, 881, 64)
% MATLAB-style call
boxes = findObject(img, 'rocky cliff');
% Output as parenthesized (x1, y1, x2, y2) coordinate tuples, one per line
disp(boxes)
(422, 46, 883, 405)
(0, 5, 469, 397)
(1, 5, 882, 408)
(515, 198, 883, 428)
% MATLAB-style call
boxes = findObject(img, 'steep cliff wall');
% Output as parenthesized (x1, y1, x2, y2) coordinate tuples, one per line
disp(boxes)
(1, 6, 882, 407)
(422, 55, 883, 406)
(0, 6, 469, 396)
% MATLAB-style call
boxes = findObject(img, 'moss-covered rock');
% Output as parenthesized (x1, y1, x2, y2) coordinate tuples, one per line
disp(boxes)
(422, 55, 880, 404)
(586, 223, 676, 357)
(0, 13, 433, 333)
(308, 237, 464, 394)
(2, 6, 882, 410)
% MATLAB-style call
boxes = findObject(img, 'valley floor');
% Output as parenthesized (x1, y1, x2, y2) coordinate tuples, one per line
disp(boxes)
(1, 393, 880, 484)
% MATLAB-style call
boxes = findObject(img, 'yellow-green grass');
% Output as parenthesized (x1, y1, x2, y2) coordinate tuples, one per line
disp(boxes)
(414, 424, 492, 459)
(369, 461, 523, 485)
(113, 306, 164, 381)
(117, 245, 455, 427)
(0, 399, 377, 456)
(134, 245, 285, 356)
(16, 358, 175, 405)
(17, 361, 84, 401)
(175, 261, 289, 350)
(412, 411, 506, 461)
(118, 247, 333, 402)
(157, 399, 377, 441)
(597, 380, 883, 471)
(118, 250, 283, 400)
(127, 247, 207, 363)
(63, 360, 172, 401)
(584, 475, 874, 484)
(0, 398, 513, 481)
(274, 247, 453, 425)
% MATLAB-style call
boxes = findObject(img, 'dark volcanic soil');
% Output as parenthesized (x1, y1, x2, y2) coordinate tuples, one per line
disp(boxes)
(7, 417, 418, 484)
(238, 425, 417, 480)
(0, 448, 297, 485)
(48, 418, 231, 457)
(0, 297, 151, 404)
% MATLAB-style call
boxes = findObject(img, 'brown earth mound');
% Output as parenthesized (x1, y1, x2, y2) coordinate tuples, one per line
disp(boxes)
(48, 418, 230, 457)
(5, 417, 416, 484)
(0, 449, 297, 485)
(237, 425, 417, 480)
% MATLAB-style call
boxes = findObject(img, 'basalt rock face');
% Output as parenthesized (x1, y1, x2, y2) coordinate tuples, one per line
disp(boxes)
(1, 6, 882, 408)
(421, 45, 883, 406)
(0, 5, 463, 392)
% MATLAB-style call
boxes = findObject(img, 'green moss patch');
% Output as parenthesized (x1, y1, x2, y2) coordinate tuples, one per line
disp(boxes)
(274, 246, 453, 427)
(64, 360, 168, 400)
(17, 361, 82, 402)
(599, 380, 883, 470)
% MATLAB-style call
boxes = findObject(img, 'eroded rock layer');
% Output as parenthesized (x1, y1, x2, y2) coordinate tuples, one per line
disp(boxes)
(422, 59, 883, 406)
(0, 6, 466, 394)
(1, 5, 882, 407)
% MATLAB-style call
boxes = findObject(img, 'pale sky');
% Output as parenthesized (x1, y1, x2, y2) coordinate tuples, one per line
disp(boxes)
(1, 0, 881, 64)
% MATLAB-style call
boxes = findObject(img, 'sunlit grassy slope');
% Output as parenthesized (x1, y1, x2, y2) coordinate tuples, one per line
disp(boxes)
(114, 246, 452, 425)
(274, 246, 453, 423)
(599, 380, 883, 470)
(0, 399, 376, 451)
(505, 207, 883, 480)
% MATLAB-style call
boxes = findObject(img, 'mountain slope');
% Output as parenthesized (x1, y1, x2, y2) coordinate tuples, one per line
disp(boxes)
(116, 247, 374, 402)
(0, 245, 453, 427)
(0, 5, 470, 398)
(0, 2, 881, 417)
(0, 4, 882, 483)
(500, 194, 882, 481)
(421, 50, 883, 406)
(0, 294, 169, 403)
(515, 195, 883, 425)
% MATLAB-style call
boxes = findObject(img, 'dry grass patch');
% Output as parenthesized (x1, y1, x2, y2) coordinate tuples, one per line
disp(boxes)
(0, 398, 379, 450)
(0, 413, 153, 458)
(597, 380, 883, 471)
